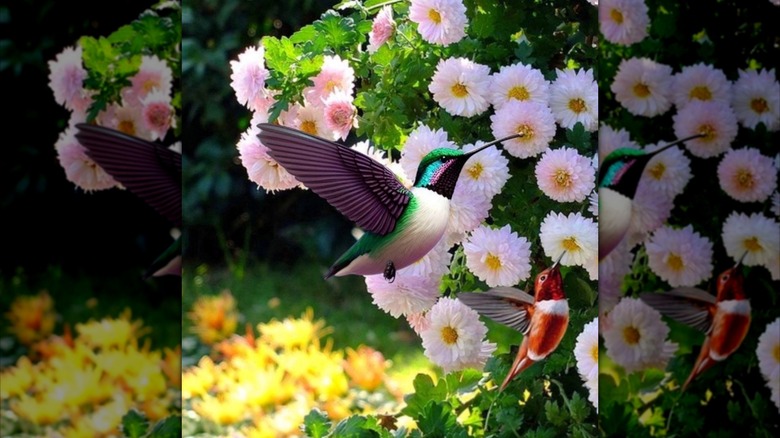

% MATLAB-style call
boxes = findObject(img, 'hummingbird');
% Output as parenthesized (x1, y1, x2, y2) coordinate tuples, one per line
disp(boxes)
(598, 133, 704, 260)
(640, 253, 750, 391)
(257, 123, 521, 281)
(73, 123, 182, 278)
(457, 252, 568, 391)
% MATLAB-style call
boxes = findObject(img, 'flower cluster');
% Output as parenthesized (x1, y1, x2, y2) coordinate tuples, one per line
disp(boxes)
(186, 290, 240, 345)
(182, 308, 401, 436)
(3, 291, 56, 345)
(1, 300, 180, 436)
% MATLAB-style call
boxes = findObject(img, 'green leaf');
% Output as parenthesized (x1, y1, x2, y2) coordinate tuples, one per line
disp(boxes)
(149, 415, 181, 438)
(120, 409, 149, 438)
(330, 415, 370, 437)
(303, 409, 331, 438)
(568, 391, 590, 424)
(401, 374, 448, 418)
(313, 10, 357, 51)
(416, 402, 463, 437)
(565, 123, 591, 150)
(564, 272, 597, 309)
(544, 400, 567, 426)
(290, 25, 317, 44)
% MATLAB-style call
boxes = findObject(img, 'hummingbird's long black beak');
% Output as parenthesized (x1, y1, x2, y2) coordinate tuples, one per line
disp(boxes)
(648, 133, 707, 157)
(552, 251, 566, 270)
(463, 133, 525, 157)
(734, 251, 748, 269)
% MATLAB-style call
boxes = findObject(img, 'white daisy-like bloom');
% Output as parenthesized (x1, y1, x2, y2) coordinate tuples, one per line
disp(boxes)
(589, 0, 598, 5)
(722, 212, 780, 279)
(229, 45, 270, 111)
(672, 100, 738, 159)
(457, 340, 498, 372)
(535, 147, 596, 203)
(625, 183, 674, 247)
(574, 318, 599, 382)
(540, 212, 599, 280)
(717, 147, 777, 203)
(671, 63, 732, 109)
(645, 225, 714, 287)
(584, 377, 598, 412)
(549, 68, 598, 131)
(638, 143, 692, 199)
(240, 123, 301, 192)
(599, 0, 649, 46)
(599, 124, 639, 157)
(490, 100, 556, 159)
(406, 312, 430, 336)
(588, 191, 599, 217)
(446, 182, 492, 246)
(731, 68, 780, 132)
(48, 45, 88, 111)
(399, 125, 456, 182)
(304, 55, 355, 103)
(602, 297, 674, 373)
(463, 224, 532, 287)
(368, 5, 395, 54)
(55, 127, 119, 192)
(772, 191, 780, 218)
(365, 273, 441, 318)
(489, 63, 550, 110)
(420, 297, 491, 373)
(429, 57, 492, 117)
(293, 103, 330, 138)
(599, 240, 632, 314)
(458, 141, 511, 198)
(398, 239, 452, 281)
(98, 103, 150, 140)
(611, 57, 674, 117)
(408, 0, 468, 46)
(756, 318, 780, 411)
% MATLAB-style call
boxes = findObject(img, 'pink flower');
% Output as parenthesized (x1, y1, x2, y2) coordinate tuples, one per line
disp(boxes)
(673, 100, 738, 158)
(239, 122, 301, 192)
(429, 57, 492, 117)
(304, 55, 355, 103)
(717, 147, 777, 203)
(323, 90, 357, 141)
(408, 0, 468, 46)
(611, 57, 674, 117)
(230, 45, 270, 112)
(124, 55, 173, 106)
(368, 6, 395, 53)
(535, 147, 596, 202)
(599, 0, 649, 46)
(55, 127, 119, 192)
(294, 102, 330, 138)
(490, 100, 556, 159)
(47, 45, 88, 111)
(141, 90, 173, 141)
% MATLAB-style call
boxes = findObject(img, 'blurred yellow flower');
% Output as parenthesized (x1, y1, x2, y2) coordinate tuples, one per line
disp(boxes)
(5, 291, 56, 345)
(1, 356, 35, 399)
(11, 394, 63, 425)
(188, 290, 239, 344)
(182, 356, 217, 398)
(343, 345, 389, 391)
(192, 394, 247, 425)
(161, 346, 182, 387)
(75, 309, 145, 349)
(259, 307, 331, 350)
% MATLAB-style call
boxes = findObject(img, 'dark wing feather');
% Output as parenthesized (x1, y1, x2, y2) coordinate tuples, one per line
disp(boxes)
(458, 287, 535, 335)
(74, 124, 182, 227)
(258, 123, 411, 236)
(639, 287, 717, 333)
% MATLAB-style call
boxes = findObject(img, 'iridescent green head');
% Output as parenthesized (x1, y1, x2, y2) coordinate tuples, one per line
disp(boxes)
(598, 148, 650, 199)
(414, 148, 469, 198)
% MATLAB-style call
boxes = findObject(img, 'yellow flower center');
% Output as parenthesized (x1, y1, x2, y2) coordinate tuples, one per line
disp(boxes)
(516, 124, 534, 139)
(633, 82, 651, 98)
(689, 86, 712, 101)
(751, 97, 768, 114)
(508, 86, 530, 101)
(142, 79, 158, 94)
(611, 8, 624, 24)
(441, 326, 458, 345)
(568, 98, 587, 114)
(649, 161, 666, 180)
(591, 344, 598, 362)
(554, 169, 572, 188)
(773, 344, 780, 363)
(623, 326, 640, 345)
(486, 253, 502, 271)
(300, 120, 317, 135)
(667, 253, 684, 272)
(698, 124, 716, 141)
(451, 82, 469, 98)
(734, 168, 755, 190)
(324, 79, 338, 94)
(118, 120, 136, 136)
(562, 236, 580, 252)
(428, 9, 442, 24)
(467, 162, 484, 180)
(743, 236, 763, 252)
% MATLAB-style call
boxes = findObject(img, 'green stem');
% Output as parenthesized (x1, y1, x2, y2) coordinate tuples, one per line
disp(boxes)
(365, 0, 404, 12)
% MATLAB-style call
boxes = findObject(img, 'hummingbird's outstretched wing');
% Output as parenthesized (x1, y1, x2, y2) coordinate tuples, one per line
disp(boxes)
(74, 124, 182, 228)
(258, 123, 411, 236)
(458, 287, 535, 335)
(640, 287, 717, 333)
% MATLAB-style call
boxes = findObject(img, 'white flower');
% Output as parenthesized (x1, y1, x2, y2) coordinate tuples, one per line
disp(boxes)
(731, 69, 780, 131)
(756, 318, 780, 412)
(599, 0, 649, 46)
(463, 225, 532, 287)
(400, 125, 456, 182)
(230, 45, 270, 111)
(611, 57, 674, 117)
(717, 147, 777, 203)
(540, 212, 599, 280)
(446, 182, 492, 245)
(722, 212, 780, 280)
(671, 63, 732, 109)
(47, 45, 88, 111)
(429, 57, 492, 117)
(599, 240, 633, 314)
(366, 273, 441, 318)
(549, 68, 598, 131)
(304, 55, 355, 103)
(294, 103, 330, 138)
(421, 298, 492, 373)
(588, 190, 599, 217)
(490, 100, 556, 159)
(535, 147, 596, 203)
(574, 318, 599, 382)
(638, 143, 692, 199)
(672, 100, 738, 159)
(602, 297, 676, 373)
(241, 122, 301, 192)
(625, 183, 674, 247)
(458, 141, 511, 198)
(599, 124, 639, 158)
(409, 0, 468, 46)
(584, 377, 598, 412)
(646, 225, 714, 287)
(398, 239, 452, 281)
(489, 63, 550, 110)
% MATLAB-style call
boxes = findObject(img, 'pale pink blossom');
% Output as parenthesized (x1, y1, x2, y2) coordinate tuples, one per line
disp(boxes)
(239, 123, 301, 192)
(400, 125, 456, 181)
(429, 57, 492, 117)
(368, 6, 396, 53)
(408, 0, 468, 46)
(489, 63, 549, 110)
(673, 100, 738, 158)
(549, 68, 598, 131)
(304, 55, 355, 103)
(717, 147, 777, 203)
(230, 45, 270, 111)
(47, 45, 88, 111)
(366, 273, 441, 318)
(611, 57, 674, 117)
(141, 90, 173, 141)
(463, 225, 532, 287)
(55, 127, 119, 192)
(646, 225, 714, 287)
(490, 100, 556, 159)
(732, 69, 780, 131)
(124, 55, 173, 106)
(535, 147, 596, 202)
(323, 90, 357, 141)
(599, 0, 649, 46)
(672, 63, 731, 109)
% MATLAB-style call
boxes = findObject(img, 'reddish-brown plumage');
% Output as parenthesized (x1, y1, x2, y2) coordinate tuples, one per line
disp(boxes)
(529, 312, 569, 359)
(710, 312, 750, 358)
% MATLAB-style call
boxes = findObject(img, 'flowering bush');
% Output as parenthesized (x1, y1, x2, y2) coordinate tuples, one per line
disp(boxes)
(1, 293, 181, 437)
(229, 0, 599, 434)
(598, 0, 780, 435)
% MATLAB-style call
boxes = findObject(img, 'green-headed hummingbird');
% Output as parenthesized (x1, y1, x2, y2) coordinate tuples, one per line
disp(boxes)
(598, 133, 704, 260)
(74, 123, 182, 278)
(257, 123, 521, 281)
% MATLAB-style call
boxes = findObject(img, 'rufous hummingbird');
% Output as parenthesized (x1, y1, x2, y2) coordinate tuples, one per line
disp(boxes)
(257, 123, 521, 281)
(640, 253, 750, 391)
(458, 252, 568, 391)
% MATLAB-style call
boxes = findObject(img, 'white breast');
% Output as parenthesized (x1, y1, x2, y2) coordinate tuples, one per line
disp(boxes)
(717, 299, 751, 315)
(599, 187, 632, 260)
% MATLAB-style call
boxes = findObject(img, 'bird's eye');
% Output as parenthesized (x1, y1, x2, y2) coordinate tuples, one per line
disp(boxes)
(540, 275, 547, 282)
(722, 274, 730, 282)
